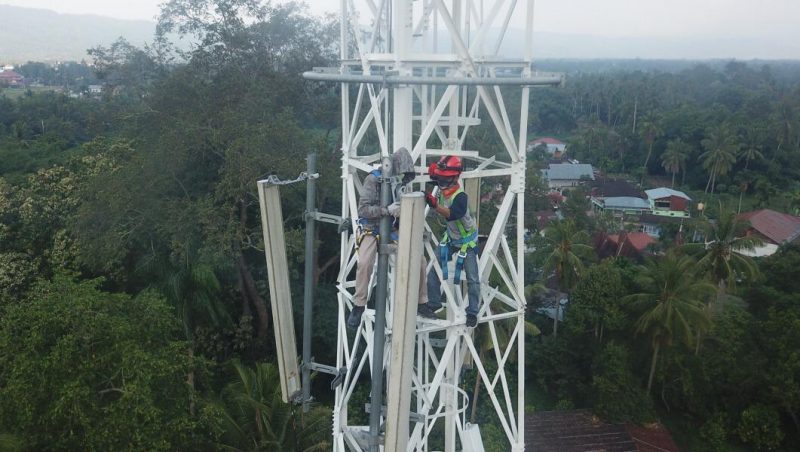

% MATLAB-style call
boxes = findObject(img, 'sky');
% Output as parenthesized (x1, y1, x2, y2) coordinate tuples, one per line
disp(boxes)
(2, 0, 799, 58)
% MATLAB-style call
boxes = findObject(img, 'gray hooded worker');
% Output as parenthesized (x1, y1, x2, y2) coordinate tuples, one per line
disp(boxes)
(347, 147, 435, 329)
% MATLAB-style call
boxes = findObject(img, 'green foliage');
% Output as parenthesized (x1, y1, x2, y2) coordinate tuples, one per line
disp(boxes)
(211, 361, 331, 451)
(627, 253, 714, 394)
(684, 205, 761, 298)
(540, 219, 594, 294)
(0, 433, 24, 452)
(0, 275, 214, 450)
(591, 342, 655, 423)
(478, 423, 510, 452)
(699, 413, 730, 452)
(737, 405, 784, 451)
(0, 252, 37, 302)
(567, 261, 628, 341)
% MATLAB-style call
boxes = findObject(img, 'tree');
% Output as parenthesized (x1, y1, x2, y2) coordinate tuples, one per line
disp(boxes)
(0, 275, 215, 449)
(77, 1, 340, 343)
(639, 114, 663, 183)
(684, 206, 761, 306)
(567, 261, 628, 343)
(739, 126, 765, 170)
(591, 342, 655, 423)
(700, 125, 739, 194)
(626, 253, 714, 394)
(660, 138, 689, 188)
(540, 219, 595, 337)
(213, 361, 330, 451)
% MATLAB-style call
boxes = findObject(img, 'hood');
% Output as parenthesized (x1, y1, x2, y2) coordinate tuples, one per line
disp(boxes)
(391, 147, 415, 176)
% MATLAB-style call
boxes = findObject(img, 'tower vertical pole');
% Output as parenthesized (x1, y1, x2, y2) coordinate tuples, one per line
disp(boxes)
(368, 157, 393, 451)
(302, 153, 317, 413)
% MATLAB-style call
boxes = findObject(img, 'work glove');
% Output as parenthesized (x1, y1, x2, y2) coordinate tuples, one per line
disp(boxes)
(425, 193, 438, 208)
(388, 202, 401, 218)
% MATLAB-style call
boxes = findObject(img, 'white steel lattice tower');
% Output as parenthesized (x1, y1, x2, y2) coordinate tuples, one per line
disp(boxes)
(305, 0, 562, 450)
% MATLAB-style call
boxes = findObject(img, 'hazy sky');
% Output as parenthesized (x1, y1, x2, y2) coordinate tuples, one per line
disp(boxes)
(3, 0, 798, 55)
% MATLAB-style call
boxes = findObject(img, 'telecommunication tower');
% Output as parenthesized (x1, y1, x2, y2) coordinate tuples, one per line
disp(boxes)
(300, 0, 563, 450)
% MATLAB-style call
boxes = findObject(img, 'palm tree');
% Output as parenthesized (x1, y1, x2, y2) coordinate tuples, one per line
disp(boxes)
(739, 126, 765, 170)
(541, 220, 595, 337)
(769, 98, 798, 163)
(216, 361, 331, 451)
(640, 115, 663, 184)
(683, 206, 761, 304)
(660, 139, 689, 188)
(700, 126, 739, 194)
(626, 253, 714, 394)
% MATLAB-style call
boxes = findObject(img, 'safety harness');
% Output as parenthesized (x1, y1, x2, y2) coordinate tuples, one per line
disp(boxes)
(437, 187, 477, 284)
(356, 169, 398, 248)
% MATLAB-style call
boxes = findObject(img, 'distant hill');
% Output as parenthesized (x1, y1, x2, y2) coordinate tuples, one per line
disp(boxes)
(1, 3, 797, 64)
(0, 4, 155, 63)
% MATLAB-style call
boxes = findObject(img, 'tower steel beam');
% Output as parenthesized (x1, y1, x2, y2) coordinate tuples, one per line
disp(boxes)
(303, 0, 563, 449)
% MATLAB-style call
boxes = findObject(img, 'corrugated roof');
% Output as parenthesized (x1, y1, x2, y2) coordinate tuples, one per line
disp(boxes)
(738, 209, 800, 244)
(526, 410, 639, 452)
(543, 163, 594, 181)
(603, 196, 651, 210)
(645, 187, 691, 201)
(590, 178, 645, 198)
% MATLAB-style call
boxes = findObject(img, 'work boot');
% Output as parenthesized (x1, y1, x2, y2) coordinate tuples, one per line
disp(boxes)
(417, 304, 437, 320)
(347, 306, 365, 330)
(466, 313, 477, 328)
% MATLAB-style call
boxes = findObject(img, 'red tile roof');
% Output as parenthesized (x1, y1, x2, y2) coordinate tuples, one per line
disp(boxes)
(625, 232, 657, 251)
(738, 209, 800, 245)
(0, 71, 24, 80)
(625, 423, 680, 452)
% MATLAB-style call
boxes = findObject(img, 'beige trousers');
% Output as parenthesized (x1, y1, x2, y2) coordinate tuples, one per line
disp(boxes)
(354, 234, 428, 307)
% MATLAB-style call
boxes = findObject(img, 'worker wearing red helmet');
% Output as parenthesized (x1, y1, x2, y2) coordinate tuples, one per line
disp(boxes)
(422, 155, 480, 328)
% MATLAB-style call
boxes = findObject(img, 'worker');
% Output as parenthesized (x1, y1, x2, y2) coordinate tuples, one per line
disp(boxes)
(424, 155, 480, 328)
(347, 147, 436, 329)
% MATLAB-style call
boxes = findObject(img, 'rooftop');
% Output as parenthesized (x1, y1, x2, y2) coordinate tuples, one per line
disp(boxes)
(590, 178, 645, 198)
(603, 197, 651, 210)
(645, 187, 691, 201)
(738, 209, 800, 245)
(526, 410, 637, 452)
(543, 163, 595, 181)
(525, 410, 679, 452)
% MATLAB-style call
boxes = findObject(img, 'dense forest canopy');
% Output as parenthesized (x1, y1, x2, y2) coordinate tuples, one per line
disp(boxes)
(1, 0, 800, 450)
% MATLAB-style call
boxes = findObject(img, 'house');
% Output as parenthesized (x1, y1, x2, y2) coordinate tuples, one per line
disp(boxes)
(88, 84, 103, 94)
(541, 163, 594, 190)
(639, 213, 685, 238)
(528, 137, 567, 158)
(592, 196, 651, 217)
(737, 209, 800, 257)
(596, 231, 657, 260)
(645, 188, 691, 218)
(0, 70, 25, 87)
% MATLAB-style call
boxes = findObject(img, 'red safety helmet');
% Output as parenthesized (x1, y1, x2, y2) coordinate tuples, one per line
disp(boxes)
(431, 155, 463, 177)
